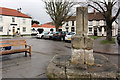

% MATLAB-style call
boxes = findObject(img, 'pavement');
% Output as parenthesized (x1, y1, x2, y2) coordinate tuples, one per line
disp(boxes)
(64, 37, 119, 55)
(93, 37, 119, 55)
(0, 36, 72, 78)
(0, 36, 120, 78)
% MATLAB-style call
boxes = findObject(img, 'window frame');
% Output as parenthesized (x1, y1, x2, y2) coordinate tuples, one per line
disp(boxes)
(23, 27, 26, 32)
(66, 21, 69, 26)
(89, 20, 93, 26)
(96, 20, 99, 26)
(72, 21, 74, 26)
(89, 27, 92, 34)
(12, 17, 15, 22)
(0, 26, 3, 32)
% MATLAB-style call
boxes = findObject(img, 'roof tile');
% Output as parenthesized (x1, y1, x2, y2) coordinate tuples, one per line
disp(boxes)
(0, 7, 31, 18)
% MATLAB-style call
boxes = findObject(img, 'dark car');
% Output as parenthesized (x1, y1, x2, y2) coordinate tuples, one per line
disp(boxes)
(117, 32, 120, 45)
(52, 31, 67, 41)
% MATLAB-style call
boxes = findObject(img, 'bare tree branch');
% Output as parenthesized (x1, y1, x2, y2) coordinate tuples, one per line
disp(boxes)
(92, 1, 106, 13)
(43, 0, 76, 31)
(112, 7, 120, 22)
(88, 4, 106, 18)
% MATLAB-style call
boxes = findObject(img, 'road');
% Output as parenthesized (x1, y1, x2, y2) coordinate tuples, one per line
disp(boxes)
(0, 36, 119, 78)
(1, 37, 72, 78)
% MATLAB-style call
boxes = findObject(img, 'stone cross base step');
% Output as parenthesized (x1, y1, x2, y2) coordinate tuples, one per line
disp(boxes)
(47, 54, 119, 79)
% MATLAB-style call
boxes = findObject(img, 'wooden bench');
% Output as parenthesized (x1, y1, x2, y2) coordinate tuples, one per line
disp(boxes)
(0, 39, 31, 57)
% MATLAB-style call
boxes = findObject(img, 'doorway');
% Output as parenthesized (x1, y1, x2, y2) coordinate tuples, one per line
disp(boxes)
(13, 26, 15, 35)
(94, 27, 98, 36)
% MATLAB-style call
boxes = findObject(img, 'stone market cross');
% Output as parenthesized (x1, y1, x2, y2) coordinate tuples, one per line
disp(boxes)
(71, 7, 94, 65)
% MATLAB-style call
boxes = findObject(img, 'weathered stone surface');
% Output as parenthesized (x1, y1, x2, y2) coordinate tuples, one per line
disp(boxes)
(91, 72, 116, 79)
(84, 49, 94, 65)
(76, 7, 88, 36)
(71, 36, 93, 50)
(71, 49, 84, 64)
(84, 37, 93, 50)
(71, 35, 84, 49)
(47, 54, 118, 79)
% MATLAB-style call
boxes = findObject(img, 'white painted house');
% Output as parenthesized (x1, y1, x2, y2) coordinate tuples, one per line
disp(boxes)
(0, 7, 32, 35)
(62, 12, 118, 36)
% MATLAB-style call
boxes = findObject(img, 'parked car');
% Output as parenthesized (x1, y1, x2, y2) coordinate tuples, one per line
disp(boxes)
(65, 32, 75, 42)
(37, 31, 49, 39)
(44, 31, 54, 39)
(117, 32, 120, 45)
(52, 31, 67, 41)
(31, 30, 39, 36)
(48, 31, 54, 39)
(37, 31, 53, 39)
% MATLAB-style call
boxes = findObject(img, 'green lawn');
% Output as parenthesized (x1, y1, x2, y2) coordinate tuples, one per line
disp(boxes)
(101, 38, 115, 44)
(88, 36, 100, 40)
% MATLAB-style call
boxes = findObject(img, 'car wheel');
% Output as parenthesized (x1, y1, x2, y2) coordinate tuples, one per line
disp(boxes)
(41, 35, 44, 39)
(0, 47, 5, 51)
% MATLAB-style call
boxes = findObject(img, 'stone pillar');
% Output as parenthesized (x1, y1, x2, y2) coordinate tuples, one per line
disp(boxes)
(71, 7, 94, 65)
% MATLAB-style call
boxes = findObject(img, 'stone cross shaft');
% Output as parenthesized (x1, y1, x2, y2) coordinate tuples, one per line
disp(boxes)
(76, 7, 88, 36)
(71, 7, 94, 65)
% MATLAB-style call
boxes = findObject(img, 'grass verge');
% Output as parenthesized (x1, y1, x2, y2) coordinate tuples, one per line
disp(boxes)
(101, 38, 115, 44)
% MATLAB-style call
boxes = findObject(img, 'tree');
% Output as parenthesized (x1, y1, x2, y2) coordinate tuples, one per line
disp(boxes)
(88, 0, 120, 41)
(43, 0, 75, 31)
(32, 20, 40, 25)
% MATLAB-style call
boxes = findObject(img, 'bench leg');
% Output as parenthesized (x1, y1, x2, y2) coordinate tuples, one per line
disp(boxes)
(25, 51, 27, 57)
(25, 45, 27, 57)
(29, 47, 31, 57)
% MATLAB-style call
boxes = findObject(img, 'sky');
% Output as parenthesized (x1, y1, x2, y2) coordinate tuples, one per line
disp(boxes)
(0, 0, 52, 24)
(0, 0, 119, 24)
(0, 0, 92, 24)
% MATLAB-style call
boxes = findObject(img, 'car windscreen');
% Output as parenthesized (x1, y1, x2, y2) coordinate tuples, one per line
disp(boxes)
(44, 32, 49, 34)
(67, 32, 75, 35)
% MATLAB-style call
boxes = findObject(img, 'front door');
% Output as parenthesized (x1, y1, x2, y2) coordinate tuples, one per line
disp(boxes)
(13, 26, 15, 35)
(94, 27, 97, 36)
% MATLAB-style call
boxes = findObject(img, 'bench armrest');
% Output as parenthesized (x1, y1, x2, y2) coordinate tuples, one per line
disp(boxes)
(25, 45, 31, 49)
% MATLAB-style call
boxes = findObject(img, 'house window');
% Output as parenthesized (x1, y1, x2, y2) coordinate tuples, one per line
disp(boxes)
(12, 17, 15, 22)
(66, 27, 69, 32)
(104, 21, 106, 26)
(66, 21, 69, 26)
(0, 26, 3, 32)
(98, 27, 102, 32)
(89, 27, 92, 34)
(72, 21, 74, 26)
(0, 15, 2, 22)
(23, 19, 26, 23)
(71, 27, 74, 32)
(96, 21, 99, 26)
(89, 21, 93, 26)
(17, 28, 20, 30)
(23, 27, 26, 32)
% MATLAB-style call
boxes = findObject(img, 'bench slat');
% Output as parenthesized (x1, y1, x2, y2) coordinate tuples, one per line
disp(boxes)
(0, 39, 26, 43)
(0, 43, 27, 47)
(0, 48, 29, 55)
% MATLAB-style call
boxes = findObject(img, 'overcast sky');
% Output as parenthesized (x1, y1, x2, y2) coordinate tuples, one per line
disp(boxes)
(0, 0, 119, 24)
(0, 0, 92, 24)
(0, 0, 52, 24)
